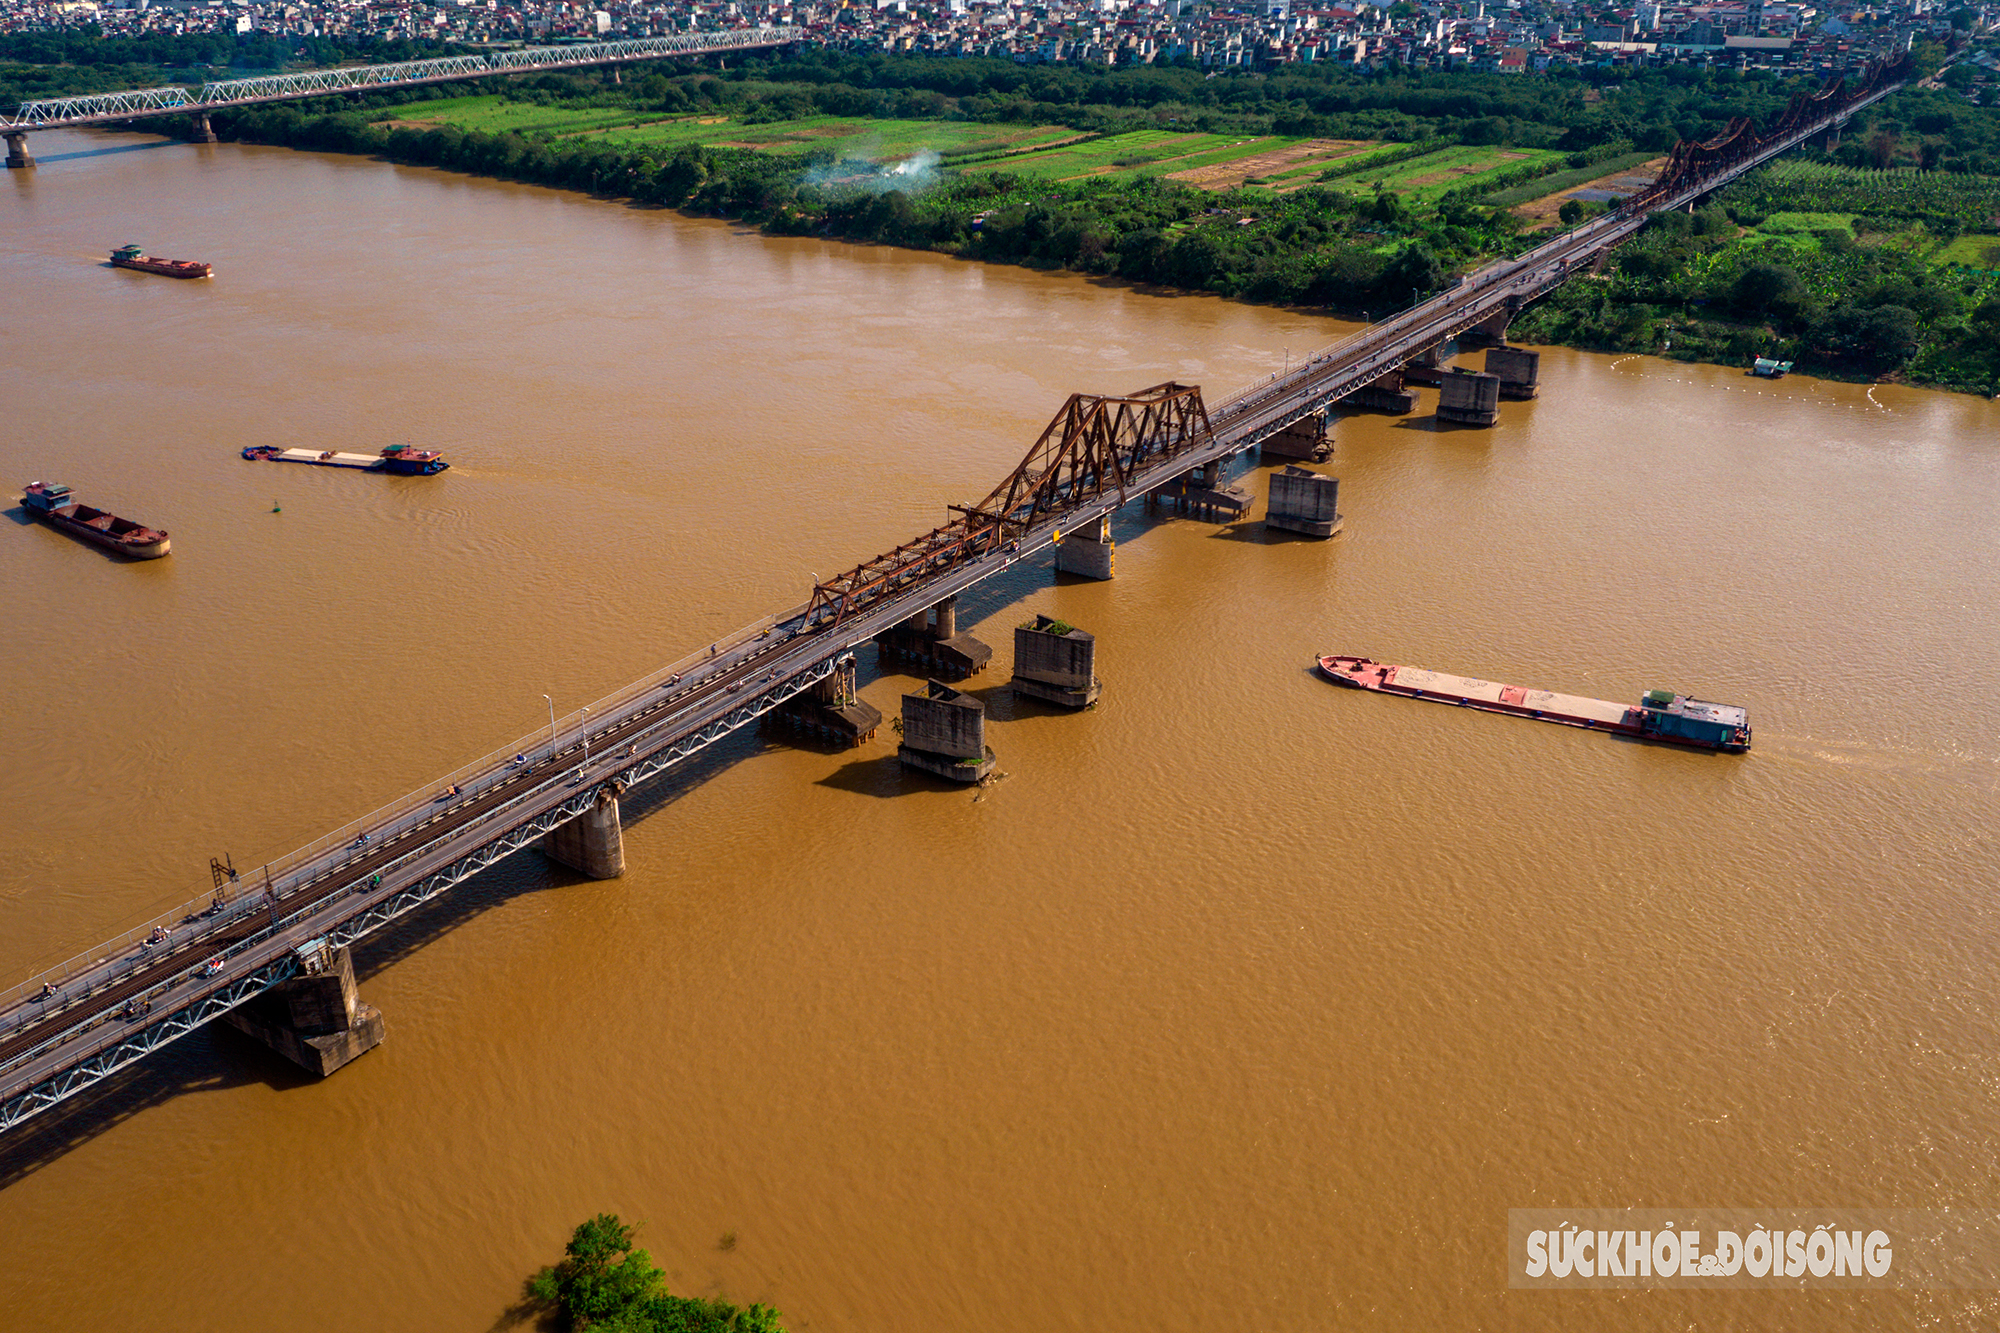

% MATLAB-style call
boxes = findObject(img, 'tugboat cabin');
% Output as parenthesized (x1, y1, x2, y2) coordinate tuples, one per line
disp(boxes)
(21, 482, 72, 513)
(1638, 689, 1750, 748)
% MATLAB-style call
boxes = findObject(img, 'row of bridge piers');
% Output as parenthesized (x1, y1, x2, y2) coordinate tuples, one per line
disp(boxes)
(136, 336, 1508, 1090)
(138, 340, 1492, 1089)
(1346, 326, 1541, 429)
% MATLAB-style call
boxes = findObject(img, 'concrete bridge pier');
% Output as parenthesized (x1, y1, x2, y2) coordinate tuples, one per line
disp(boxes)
(1260, 413, 1334, 459)
(3, 132, 32, 170)
(897, 680, 995, 782)
(1437, 367, 1502, 426)
(222, 941, 385, 1077)
(773, 654, 882, 746)
(1484, 345, 1541, 400)
(541, 784, 626, 879)
(1149, 459, 1252, 521)
(188, 113, 217, 144)
(876, 596, 993, 677)
(1401, 344, 1447, 387)
(1012, 615, 1101, 707)
(1266, 466, 1343, 538)
(1457, 305, 1515, 350)
(1337, 371, 1416, 415)
(1054, 513, 1115, 579)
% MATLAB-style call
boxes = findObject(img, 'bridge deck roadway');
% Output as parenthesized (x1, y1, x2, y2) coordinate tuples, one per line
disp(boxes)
(0, 81, 1898, 1131)
(0, 29, 800, 133)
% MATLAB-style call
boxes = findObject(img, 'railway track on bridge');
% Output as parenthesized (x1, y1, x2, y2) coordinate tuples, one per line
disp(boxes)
(0, 54, 1912, 1133)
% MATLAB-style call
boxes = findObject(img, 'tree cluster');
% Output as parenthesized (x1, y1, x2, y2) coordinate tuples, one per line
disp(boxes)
(528, 1214, 783, 1333)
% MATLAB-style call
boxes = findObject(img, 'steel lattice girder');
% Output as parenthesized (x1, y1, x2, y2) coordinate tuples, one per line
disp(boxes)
(970, 381, 1215, 527)
(803, 383, 1216, 631)
(804, 521, 998, 631)
(1636, 52, 1910, 206)
(0, 656, 834, 1133)
(0, 959, 298, 1131)
(2, 29, 799, 130)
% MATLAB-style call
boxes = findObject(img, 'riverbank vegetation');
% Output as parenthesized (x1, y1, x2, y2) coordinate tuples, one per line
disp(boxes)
(18, 38, 2000, 391)
(527, 1214, 785, 1333)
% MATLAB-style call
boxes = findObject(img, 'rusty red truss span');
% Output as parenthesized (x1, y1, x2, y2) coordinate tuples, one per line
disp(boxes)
(1637, 52, 1914, 206)
(805, 382, 1214, 630)
(965, 381, 1215, 528)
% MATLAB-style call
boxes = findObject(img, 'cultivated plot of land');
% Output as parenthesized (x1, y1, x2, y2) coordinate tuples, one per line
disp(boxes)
(1327, 144, 1566, 203)
(1508, 155, 1664, 224)
(373, 98, 1077, 162)
(942, 130, 1388, 187)
(1164, 138, 1375, 190)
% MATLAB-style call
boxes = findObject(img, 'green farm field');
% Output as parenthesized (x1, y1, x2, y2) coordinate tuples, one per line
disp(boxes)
(375, 97, 1077, 161)
(1327, 143, 1565, 202)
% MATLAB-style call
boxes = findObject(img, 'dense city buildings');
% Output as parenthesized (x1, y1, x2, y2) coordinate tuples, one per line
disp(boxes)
(0, 0, 1974, 82)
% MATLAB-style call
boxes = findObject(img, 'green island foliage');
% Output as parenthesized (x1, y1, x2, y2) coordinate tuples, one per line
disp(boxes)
(529, 1214, 784, 1333)
(19, 39, 2000, 391)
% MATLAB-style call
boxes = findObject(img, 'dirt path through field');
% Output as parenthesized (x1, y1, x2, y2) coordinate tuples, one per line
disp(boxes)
(1513, 157, 1666, 224)
(1165, 138, 1373, 190)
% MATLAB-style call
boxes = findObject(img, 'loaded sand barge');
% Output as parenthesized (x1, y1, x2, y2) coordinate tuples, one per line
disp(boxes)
(1317, 655, 1751, 752)
(242, 443, 448, 475)
(21, 481, 171, 558)
(108, 245, 211, 279)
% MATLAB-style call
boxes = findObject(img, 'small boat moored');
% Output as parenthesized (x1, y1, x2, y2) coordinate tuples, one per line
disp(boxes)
(1317, 655, 1750, 752)
(20, 481, 171, 558)
(1749, 357, 1794, 378)
(109, 245, 212, 279)
(241, 443, 449, 475)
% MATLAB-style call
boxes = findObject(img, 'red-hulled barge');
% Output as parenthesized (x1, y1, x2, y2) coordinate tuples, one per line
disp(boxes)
(20, 481, 171, 559)
(1316, 655, 1751, 753)
(109, 245, 211, 279)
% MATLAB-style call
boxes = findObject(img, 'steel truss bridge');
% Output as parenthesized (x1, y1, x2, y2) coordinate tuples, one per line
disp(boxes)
(0, 28, 800, 133)
(0, 54, 1909, 1135)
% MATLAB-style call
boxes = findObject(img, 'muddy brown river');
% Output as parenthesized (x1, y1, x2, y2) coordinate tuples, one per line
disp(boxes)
(1, 127, 1997, 1332)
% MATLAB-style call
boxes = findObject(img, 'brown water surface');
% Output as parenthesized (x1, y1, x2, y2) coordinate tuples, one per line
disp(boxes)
(2, 129, 1998, 1332)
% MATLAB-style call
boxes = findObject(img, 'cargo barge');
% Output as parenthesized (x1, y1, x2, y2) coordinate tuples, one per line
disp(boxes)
(109, 245, 211, 279)
(241, 443, 448, 475)
(20, 481, 171, 558)
(1316, 655, 1751, 752)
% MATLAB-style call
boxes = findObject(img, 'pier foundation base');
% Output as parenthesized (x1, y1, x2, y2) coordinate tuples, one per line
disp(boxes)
(541, 787, 626, 879)
(189, 112, 217, 144)
(1337, 371, 1416, 414)
(1484, 345, 1540, 400)
(1260, 415, 1333, 460)
(1012, 615, 1102, 708)
(3, 132, 32, 169)
(876, 597, 993, 677)
(223, 942, 385, 1078)
(1401, 344, 1447, 387)
(773, 655, 882, 746)
(1266, 466, 1343, 538)
(1437, 368, 1501, 426)
(898, 680, 995, 782)
(1054, 513, 1115, 580)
